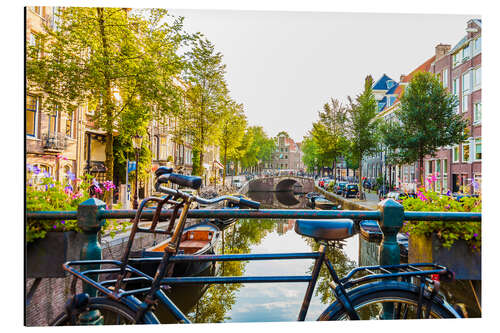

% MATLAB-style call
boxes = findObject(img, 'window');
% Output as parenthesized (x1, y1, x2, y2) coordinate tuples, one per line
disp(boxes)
(473, 67, 481, 89)
(472, 37, 481, 55)
(29, 32, 41, 58)
(442, 69, 448, 88)
(462, 72, 471, 93)
(453, 53, 460, 67)
(436, 160, 441, 176)
(475, 138, 482, 160)
(152, 136, 158, 160)
(473, 103, 482, 124)
(452, 146, 459, 163)
(65, 112, 74, 138)
(26, 95, 38, 137)
(462, 94, 469, 113)
(160, 137, 167, 160)
(452, 78, 459, 96)
(462, 45, 471, 61)
(462, 142, 470, 162)
(48, 108, 58, 134)
(442, 159, 448, 192)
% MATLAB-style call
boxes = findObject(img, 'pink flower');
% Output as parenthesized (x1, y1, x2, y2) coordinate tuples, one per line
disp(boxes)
(72, 192, 83, 199)
(94, 187, 103, 194)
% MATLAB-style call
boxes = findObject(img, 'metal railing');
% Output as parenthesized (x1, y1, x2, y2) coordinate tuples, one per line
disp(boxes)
(42, 132, 68, 152)
(26, 198, 481, 273)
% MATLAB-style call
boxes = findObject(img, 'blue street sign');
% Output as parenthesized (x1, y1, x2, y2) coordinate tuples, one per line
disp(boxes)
(128, 161, 136, 172)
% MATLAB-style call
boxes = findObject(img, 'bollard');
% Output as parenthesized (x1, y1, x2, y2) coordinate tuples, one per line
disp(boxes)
(76, 198, 106, 325)
(377, 198, 404, 319)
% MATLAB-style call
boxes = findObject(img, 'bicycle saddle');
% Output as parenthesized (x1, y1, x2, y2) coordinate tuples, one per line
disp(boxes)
(294, 219, 355, 241)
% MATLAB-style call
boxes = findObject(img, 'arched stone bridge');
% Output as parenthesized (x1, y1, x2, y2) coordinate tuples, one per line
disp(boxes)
(240, 176, 315, 194)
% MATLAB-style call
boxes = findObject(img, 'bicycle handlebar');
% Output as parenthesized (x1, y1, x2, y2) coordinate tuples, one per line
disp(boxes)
(156, 173, 202, 190)
(154, 182, 260, 209)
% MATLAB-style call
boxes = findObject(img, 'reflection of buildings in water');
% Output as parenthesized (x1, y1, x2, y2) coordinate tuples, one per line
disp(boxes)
(276, 219, 296, 235)
(246, 191, 275, 206)
(275, 191, 300, 206)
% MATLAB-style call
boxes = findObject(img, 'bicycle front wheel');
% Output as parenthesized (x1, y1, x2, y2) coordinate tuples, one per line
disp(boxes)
(319, 281, 460, 320)
(50, 297, 147, 325)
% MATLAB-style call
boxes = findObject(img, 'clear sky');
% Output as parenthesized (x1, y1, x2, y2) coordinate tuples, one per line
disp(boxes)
(167, 9, 477, 142)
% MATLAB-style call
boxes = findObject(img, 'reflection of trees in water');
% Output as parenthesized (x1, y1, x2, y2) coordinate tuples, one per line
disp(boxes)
(304, 238, 357, 305)
(188, 219, 277, 323)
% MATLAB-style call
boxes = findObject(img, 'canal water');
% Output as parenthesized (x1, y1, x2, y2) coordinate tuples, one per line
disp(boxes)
(156, 190, 480, 323)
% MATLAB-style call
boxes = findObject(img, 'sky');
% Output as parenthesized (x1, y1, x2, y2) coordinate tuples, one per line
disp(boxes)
(166, 9, 477, 142)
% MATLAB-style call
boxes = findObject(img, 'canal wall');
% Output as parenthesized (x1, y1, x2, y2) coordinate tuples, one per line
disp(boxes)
(25, 220, 197, 326)
(314, 186, 378, 211)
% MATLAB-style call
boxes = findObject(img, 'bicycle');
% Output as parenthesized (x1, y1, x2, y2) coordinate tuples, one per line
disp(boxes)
(51, 167, 462, 325)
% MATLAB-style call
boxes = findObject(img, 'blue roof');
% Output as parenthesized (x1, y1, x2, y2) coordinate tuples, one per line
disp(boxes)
(386, 83, 399, 95)
(377, 96, 387, 112)
(372, 74, 394, 91)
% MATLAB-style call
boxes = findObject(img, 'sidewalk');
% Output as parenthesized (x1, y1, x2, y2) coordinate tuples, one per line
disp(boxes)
(315, 184, 380, 210)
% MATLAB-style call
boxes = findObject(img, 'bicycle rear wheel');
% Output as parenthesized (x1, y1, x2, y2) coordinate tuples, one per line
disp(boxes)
(319, 281, 460, 320)
(50, 297, 145, 325)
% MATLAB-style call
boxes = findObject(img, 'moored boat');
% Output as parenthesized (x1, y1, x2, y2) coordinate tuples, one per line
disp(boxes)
(130, 222, 221, 278)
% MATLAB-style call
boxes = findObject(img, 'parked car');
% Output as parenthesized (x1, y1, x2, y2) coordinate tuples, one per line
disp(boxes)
(334, 182, 347, 195)
(386, 191, 417, 204)
(232, 179, 243, 189)
(362, 179, 373, 190)
(318, 178, 325, 188)
(342, 183, 359, 198)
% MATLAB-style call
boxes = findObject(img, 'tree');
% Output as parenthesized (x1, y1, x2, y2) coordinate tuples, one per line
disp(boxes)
(346, 75, 381, 199)
(380, 71, 466, 186)
(26, 8, 186, 205)
(217, 100, 247, 186)
(238, 126, 275, 172)
(312, 99, 348, 182)
(301, 135, 321, 174)
(181, 37, 228, 176)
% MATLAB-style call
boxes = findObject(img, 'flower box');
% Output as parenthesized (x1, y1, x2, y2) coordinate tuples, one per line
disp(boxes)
(26, 231, 87, 278)
(408, 233, 481, 280)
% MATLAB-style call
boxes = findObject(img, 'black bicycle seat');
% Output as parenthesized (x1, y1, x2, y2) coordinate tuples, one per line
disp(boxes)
(294, 219, 355, 241)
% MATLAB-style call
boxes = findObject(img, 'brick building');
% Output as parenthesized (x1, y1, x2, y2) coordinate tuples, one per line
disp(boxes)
(270, 134, 304, 173)
(425, 19, 482, 193)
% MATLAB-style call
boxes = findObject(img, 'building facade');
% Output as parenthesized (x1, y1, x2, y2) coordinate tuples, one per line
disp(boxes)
(425, 19, 482, 194)
(270, 134, 304, 173)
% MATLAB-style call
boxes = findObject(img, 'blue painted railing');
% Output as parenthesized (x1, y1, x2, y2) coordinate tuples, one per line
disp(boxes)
(26, 198, 481, 279)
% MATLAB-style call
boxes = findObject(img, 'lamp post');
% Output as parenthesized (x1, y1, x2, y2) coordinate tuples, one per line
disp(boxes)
(132, 134, 143, 209)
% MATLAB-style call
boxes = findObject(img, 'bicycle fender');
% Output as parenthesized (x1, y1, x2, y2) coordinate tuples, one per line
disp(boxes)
(317, 281, 461, 320)
(121, 295, 160, 324)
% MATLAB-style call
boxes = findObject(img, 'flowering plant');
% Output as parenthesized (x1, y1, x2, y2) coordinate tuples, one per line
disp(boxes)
(26, 164, 123, 243)
(401, 175, 481, 250)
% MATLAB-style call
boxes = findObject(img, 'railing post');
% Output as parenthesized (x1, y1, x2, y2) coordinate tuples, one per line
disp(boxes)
(77, 198, 106, 325)
(377, 198, 404, 319)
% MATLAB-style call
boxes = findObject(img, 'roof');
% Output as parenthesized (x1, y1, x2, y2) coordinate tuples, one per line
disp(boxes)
(393, 55, 436, 104)
(372, 74, 395, 91)
(449, 35, 468, 54)
(386, 83, 399, 95)
(450, 19, 481, 54)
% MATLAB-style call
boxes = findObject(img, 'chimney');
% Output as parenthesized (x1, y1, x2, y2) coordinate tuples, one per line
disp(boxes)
(400, 74, 406, 82)
(435, 44, 451, 60)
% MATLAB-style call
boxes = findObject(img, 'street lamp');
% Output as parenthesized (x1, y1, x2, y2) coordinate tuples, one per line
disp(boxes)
(132, 134, 143, 209)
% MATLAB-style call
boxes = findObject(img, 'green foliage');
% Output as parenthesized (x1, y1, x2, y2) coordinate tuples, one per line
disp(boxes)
(380, 71, 466, 167)
(238, 126, 275, 170)
(26, 8, 188, 204)
(179, 37, 228, 171)
(26, 169, 127, 243)
(346, 75, 381, 191)
(402, 187, 481, 250)
(217, 100, 247, 184)
(327, 182, 335, 192)
(310, 98, 348, 177)
(301, 135, 321, 172)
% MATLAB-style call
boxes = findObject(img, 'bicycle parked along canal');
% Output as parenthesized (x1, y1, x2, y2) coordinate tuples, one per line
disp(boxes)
(52, 167, 464, 325)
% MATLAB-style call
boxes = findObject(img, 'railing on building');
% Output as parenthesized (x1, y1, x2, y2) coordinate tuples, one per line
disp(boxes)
(42, 132, 68, 152)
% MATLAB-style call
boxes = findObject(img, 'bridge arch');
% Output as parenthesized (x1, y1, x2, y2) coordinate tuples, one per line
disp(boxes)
(245, 176, 315, 193)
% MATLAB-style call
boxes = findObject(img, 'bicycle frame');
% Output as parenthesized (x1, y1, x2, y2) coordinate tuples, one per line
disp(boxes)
(61, 189, 455, 323)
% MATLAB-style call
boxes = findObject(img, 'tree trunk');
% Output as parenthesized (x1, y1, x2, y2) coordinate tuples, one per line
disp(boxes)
(358, 155, 364, 200)
(97, 8, 114, 207)
(223, 147, 227, 187)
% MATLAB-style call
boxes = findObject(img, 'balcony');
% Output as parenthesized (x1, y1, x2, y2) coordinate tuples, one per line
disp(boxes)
(42, 132, 67, 152)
